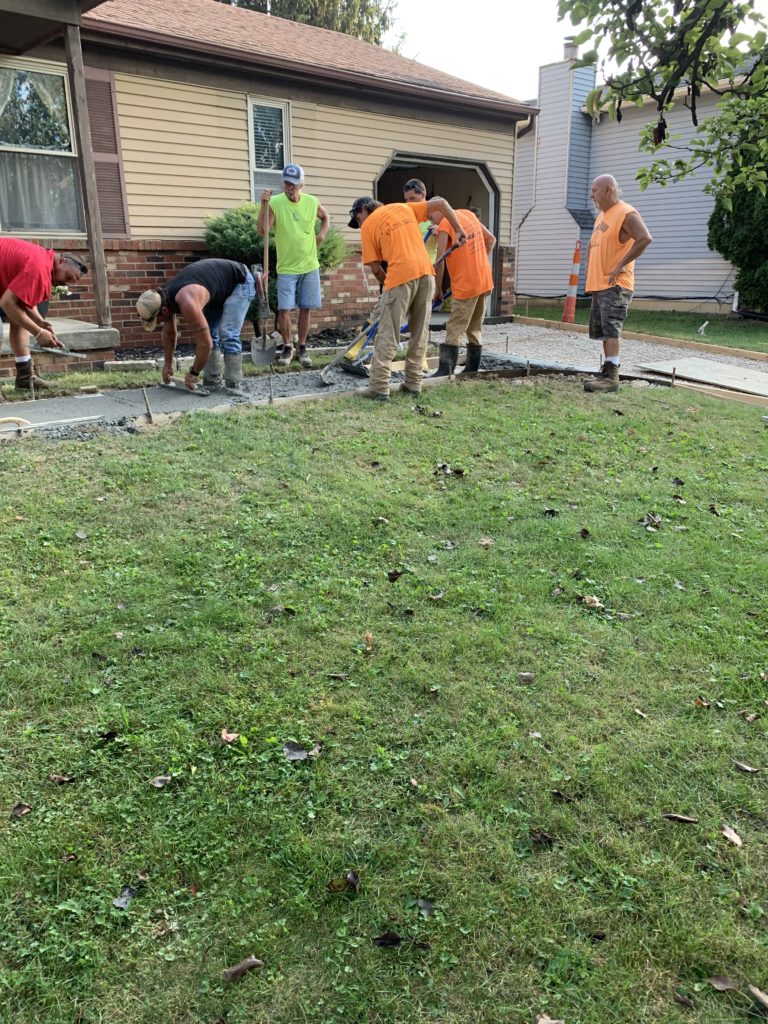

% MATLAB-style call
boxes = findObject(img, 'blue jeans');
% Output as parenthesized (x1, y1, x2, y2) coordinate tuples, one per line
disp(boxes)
(205, 271, 256, 354)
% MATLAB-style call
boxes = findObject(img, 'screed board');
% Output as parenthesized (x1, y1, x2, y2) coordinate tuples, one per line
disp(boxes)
(638, 357, 768, 398)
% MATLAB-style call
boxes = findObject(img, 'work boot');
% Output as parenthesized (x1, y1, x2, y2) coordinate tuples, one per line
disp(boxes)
(356, 386, 389, 402)
(431, 343, 458, 378)
(15, 359, 50, 390)
(584, 361, 620, 393)
(464, 344, 483, 373)
(224, 352, 244, 393)
(203, 348, 223, 388)
(298, 347, 313, 368)
(399, 382, 421, 396)
(276, 345, 293, 367)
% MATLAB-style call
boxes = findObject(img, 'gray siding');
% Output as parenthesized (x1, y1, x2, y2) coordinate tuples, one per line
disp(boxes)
(514, 64, 735, 302)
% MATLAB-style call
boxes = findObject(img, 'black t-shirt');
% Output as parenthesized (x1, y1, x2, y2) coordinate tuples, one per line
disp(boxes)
(164, 259, 247, 319)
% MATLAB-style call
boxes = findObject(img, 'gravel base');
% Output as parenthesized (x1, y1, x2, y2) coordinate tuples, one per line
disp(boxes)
(478, 323, 767, 375)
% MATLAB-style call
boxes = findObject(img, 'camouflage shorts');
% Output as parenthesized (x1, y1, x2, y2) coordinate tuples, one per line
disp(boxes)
(588, 286, 633, 340)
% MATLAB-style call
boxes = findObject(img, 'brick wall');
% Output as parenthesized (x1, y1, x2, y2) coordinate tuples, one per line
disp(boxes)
(36, 238, 515, 348)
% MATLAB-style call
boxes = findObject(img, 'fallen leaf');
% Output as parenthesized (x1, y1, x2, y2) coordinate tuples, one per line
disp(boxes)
(453, 467, 466, 478)
(543, 508, 560, 518)
(307, 742, 323, 759)
(364, 631, 373, 652)
(531, 830, 556, 847)
(328, 870, 360, 895)
(441, 540, 456, 550)
(434, 462, 452, 476)
(551, 790, 573, 803)
(427, 554, 438, 563)
(75, 530, 88, 541)
(579, 528, 591, 538)
(662, 813, 699, 824)
(634, 708, 648, 719)
(114, 631, 124, 639)
(61, 852, 79, 863)
(721, 824, 743, 848)
(149, 775, 172, 788)
(387, 569, 405, 582)
(674, 580, 686, 591)
(672, 495, 687, 505)
(116, 601, 126, 609)
(222, 954, 264, 983)
(739, 710, 760, 724)
(428, 591, 445, 601)
(220, 729, 240, 744)
(417, 897, 434, 918)
(733, 760, 760, 773)
(327, 672, 349, 681)
(373, 516, 389, 525)
(535, 1015, 565, 1024)
(705, 975, 739, 992)
(672, 477, 685, 487)
(673, 991, 695, 1009)
(283, 741, 309, 761)
(550, 587, 565, 598)
(613, 408, 625, 416)
(588, 931, 606, 943)
(582, 595, 604, 609)
(748, 985, 768, 1011)
(695, 697, 711, 708)
(518, 672, 535, 684)
(49, 773, 75, 785)
(529, 731, 542, 739)
(429, 686, 440, 698)
(369, 461, 383, 470)
(478, 536, 495, 548)
(373, 931, 402, 947)
(640, 512, 662, 530)
(409, 777, 420, 788)
(112, 885, 136, 910)
(269, 604, 296, 618)
(708, 503, 721, 516)
(267, 583, 280, 592)
(11, 802, 32, 818)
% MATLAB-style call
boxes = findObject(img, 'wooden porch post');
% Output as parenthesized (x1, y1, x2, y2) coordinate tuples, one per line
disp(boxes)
(64, 23, 111, 327)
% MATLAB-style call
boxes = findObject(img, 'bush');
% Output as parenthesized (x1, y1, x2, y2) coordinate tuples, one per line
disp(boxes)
(708, 185, 768, 313)
(204, 202, 350, 329)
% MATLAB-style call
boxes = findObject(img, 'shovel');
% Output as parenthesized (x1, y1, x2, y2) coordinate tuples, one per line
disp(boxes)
(250, 213, 276, 365)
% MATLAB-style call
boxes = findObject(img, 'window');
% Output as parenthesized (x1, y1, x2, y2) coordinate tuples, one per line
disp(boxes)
(249, 98, 290, 198)
(0, 62, 84, 234)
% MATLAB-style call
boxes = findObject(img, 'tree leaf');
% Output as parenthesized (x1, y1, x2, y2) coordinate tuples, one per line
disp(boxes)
(222, 954, 264, 983)
(706, 975, 739, 992)
(221, 729, 240, 744)
(733, 760, 760, 773)
(149, 775, 172, 788)
(721, 824, 743, 847)
(11, 802, 32, 818)
(662, 813, 699, 824)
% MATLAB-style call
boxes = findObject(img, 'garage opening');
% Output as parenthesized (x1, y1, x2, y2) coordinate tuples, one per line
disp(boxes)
(375, 153, 501, 315)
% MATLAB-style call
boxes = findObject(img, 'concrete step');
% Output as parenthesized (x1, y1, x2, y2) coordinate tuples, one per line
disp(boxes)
(48, 318, 120, 351)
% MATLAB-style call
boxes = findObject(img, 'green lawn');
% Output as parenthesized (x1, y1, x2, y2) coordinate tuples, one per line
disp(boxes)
(513, 304, 768, 354)
(1, 380, 767, 1024)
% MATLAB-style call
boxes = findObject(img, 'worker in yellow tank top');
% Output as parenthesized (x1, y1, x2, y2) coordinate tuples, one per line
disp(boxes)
(584, 175, 652, 393)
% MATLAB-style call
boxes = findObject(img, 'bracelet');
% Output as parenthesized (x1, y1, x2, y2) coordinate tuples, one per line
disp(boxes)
(33, 328, 42, 340)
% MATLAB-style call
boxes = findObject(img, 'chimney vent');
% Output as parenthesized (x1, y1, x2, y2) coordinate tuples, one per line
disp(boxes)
(564, 37, 579, 60)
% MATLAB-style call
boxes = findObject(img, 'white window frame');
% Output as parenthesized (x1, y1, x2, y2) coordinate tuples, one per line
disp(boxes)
(0, 55, 85, 237)
(247, 96, 292, 201)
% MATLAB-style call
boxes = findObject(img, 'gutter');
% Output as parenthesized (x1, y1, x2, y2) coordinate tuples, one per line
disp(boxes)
(81, 18, 538, 120)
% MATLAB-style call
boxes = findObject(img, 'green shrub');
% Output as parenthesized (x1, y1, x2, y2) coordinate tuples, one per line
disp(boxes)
(204, 202, 350, 329)
(708, 185, 768, 313)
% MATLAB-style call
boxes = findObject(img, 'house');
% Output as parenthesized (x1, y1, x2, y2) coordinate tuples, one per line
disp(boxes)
(1, 0, 534, 346)
(513, 41, 735, 313)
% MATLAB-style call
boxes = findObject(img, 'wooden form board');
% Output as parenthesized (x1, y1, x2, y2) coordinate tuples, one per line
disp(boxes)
(639, 357, 768, 398)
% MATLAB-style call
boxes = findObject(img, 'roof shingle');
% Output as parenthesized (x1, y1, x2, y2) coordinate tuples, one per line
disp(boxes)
(84, 0, 528, 111)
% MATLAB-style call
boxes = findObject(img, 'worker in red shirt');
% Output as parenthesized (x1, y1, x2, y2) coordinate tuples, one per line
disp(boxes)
(0, 238, 88, 394)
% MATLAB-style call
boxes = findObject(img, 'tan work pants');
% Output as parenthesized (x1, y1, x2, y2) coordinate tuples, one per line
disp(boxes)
(444, 291, 490, 348)
(369, 274, 433, 395)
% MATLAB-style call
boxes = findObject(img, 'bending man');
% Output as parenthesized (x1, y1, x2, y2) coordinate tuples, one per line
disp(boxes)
(348, 195, 466, 400)
(0, 238, 87, 393)
(136, 259, 255, 391)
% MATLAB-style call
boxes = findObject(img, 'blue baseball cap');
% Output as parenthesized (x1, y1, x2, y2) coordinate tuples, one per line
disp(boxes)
(282, 164, 304, 185)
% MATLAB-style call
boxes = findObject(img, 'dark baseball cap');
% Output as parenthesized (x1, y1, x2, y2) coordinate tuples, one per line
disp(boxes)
(348, 196, 374, 229)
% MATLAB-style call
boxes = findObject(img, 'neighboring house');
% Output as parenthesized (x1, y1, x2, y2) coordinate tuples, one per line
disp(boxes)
(2, 0, 534, 345)
(513, 42, 735, 311)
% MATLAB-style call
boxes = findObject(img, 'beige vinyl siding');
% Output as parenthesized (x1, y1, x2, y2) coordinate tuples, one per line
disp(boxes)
(112, 70, 515, 242)
(290, 100, 515, 245)
(114, 74, 251, 238)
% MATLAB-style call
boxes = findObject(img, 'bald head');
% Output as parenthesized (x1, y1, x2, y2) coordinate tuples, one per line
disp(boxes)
(591, 174, 621, 211)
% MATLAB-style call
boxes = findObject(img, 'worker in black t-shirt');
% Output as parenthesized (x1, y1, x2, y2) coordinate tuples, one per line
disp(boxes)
(136, 259, 256, 391)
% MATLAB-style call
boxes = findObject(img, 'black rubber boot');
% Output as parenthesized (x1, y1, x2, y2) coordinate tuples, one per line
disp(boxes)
(431, 343, 458, 377)
(464, 344, 483, 373)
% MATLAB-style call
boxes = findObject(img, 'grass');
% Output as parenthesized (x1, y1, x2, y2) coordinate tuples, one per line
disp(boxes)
(513, 304, 768, 354)
(0, 352, 337, 403)
(0, 379, 767, 1024)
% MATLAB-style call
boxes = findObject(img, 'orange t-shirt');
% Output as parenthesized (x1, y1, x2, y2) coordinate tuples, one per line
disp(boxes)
(586, 200, 638, 292)
(436, 209, 493, 300)
(361, 201, 434, 291)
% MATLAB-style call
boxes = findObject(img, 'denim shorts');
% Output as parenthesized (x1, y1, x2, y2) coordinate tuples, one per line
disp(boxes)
(589, 286, 633, 340)
(277, 269, 322, 310)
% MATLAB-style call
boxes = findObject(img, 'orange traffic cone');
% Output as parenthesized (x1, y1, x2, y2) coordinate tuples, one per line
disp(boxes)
(562, 239, 582, 324)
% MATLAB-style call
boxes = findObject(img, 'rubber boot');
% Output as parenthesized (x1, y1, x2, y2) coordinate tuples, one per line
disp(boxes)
(584, 361, 620, 393)
(203, 348, 223, 389)
(431, 343, 458, 378)
(224, 352, 244, 393)
(15, 359, 50, 390)
(464, 344, 483, 373)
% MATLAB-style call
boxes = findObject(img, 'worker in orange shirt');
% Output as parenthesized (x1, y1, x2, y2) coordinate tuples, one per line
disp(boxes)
(348, 195, 466, 400)
(584, 174, 652, 393)
(430, 206, 495, 376)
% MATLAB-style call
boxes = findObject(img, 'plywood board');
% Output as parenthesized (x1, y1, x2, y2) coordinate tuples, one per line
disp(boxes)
(639, 357, 768, 398)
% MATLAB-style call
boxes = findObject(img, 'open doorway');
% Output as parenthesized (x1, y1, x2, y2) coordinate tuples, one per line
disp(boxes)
(375, 153, 501, 314)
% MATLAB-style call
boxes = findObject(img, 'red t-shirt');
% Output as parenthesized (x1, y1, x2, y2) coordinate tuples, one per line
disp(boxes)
(0, 238, 55, 308)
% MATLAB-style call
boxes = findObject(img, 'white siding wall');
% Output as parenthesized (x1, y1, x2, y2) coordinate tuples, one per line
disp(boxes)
(516, 61, 582, 297)
(588, 95, 734, 300)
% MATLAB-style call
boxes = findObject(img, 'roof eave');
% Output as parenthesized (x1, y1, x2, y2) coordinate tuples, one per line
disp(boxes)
(81, 18, 537, 120)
